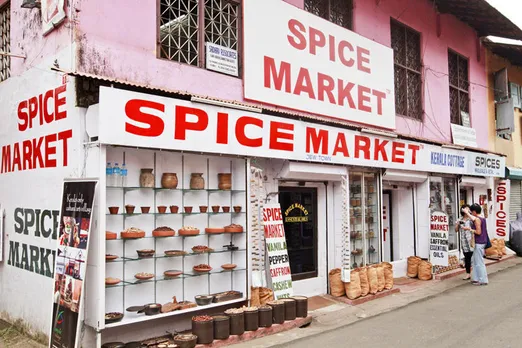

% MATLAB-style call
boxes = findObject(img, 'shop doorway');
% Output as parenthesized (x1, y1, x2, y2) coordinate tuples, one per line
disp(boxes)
(278, 185, 326, 296)
(382, 185, 415, 262)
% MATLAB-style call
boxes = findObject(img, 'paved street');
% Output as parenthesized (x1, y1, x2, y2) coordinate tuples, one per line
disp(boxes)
(283, 265, 522, 348)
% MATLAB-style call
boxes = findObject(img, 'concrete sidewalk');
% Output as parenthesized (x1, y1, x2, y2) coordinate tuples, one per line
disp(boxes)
(231, 257, 522, 348)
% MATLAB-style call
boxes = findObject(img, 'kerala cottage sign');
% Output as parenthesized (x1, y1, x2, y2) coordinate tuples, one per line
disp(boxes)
(243, 0, 396, 129)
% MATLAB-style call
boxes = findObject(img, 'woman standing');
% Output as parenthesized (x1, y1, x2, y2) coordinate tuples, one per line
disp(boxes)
(455, 204, 473, 280)
(465, 204, 489, 285)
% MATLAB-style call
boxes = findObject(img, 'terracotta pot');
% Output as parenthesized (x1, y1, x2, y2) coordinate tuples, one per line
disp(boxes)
(139, 168, 154, 188)
(157, 206, 167, 214)
(218, 173, 232, 190)
(199, 206, 208, 213)
(233, 206, 242, 213)
(222, 206, 230, 213)
(140, 206, 150, 214)
(211, 205, 220, 213)
(108, 206, 119, 214)
(169, 205, 179, 213)
(184, 206, 193, 214)
(190, 173, 205, 190)
(161, 173, 178, 189)
(125, 205, 135, 214)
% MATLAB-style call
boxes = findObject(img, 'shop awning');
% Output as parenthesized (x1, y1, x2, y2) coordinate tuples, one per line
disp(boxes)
(460, 176, 487, 186)
(506, 167, 522, 180)
(279, 162, 348, 182)
(433, 0, 522, 40)
(382, 169, 428, 183)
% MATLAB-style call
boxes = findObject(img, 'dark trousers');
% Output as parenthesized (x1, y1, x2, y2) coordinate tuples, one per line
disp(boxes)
(464, 251, 473, 274)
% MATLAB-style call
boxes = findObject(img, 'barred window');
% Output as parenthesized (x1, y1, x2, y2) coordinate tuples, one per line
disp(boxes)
(159, 0, 239, 70)
(448, 50, 469, 125)
(304, 0, 353, 30)
(390, 20, 422, 119)
(0, 3, 10, 82)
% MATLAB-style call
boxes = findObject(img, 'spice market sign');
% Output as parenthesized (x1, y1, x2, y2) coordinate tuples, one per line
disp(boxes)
(430, 211, 449, 267)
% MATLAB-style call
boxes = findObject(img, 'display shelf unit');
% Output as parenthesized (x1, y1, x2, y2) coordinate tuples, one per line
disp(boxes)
(104, 148, 248, 328)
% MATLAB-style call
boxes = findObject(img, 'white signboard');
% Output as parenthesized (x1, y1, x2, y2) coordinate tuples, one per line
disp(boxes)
(263, 204, 293, 299)
(206, 43, 239, 77)
(98, 87, 506, 177)
(243, 0, 396, 129)
(42, 0, 66, 35)
(451, 124, 477, 148)
(494, 179, 510, 241)
(430, 211, 449, 267)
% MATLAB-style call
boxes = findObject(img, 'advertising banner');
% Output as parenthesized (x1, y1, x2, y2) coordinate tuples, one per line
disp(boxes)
(494, 179, 510, 241)
(263, 204, 293, 299)
(49, 180, 97, 348)
(243, 0, 396, 129)
(430, 211, 449, 267)
(98, 87, 506, 178)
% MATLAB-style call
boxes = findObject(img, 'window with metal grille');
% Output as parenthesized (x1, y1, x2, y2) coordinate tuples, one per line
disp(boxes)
(304, 0, 353, 30)
(0, 4, 10, 82)
(448, 50, 469, 125)
(390, 20, 422, 120)
(159, 0, 239, 71)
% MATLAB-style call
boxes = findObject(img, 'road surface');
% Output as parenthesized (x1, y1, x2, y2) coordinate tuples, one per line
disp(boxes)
(283, 264, 522, 348)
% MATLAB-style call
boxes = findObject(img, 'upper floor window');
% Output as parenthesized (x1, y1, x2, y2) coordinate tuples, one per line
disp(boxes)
(159, 0, 239, 72)
(304, 0, 353, 30)
(0, 3, 10, 82)
(448, 50, 469, 125)
(390, 20, 422, 120)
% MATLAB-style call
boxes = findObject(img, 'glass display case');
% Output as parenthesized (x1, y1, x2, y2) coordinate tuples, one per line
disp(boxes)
(429, 176, 458, 250)
(349, 171, 381, 268)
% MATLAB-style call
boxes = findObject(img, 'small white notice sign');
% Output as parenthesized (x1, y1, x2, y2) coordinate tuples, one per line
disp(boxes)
(206, 43, 239, 77)
(451, 124, 477, 148)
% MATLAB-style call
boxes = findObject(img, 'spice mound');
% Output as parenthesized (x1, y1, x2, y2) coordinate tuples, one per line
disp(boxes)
(192, 315, 213, 322)
(152, 226, 175, 237)
(192, 245, 213, 253)
(225, 308, 244, 314)
(121, 227, 145, 239)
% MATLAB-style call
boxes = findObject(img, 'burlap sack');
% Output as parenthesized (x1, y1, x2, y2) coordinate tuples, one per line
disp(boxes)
(418, 260, 433, 281)
(486, 239, 500, 258)
(375, 266, 385, 292)
(250, 286, 260, 307)
(407, 256, 421, 278)
(329, 268, 345, 297)
(381, 262, 394, 290)
(368, 267, 378, 294)
(344, 270, 362, 300)
(359, 267, 370, 296)
(498, 239, 507, 255)
(259, 287, 274, 304)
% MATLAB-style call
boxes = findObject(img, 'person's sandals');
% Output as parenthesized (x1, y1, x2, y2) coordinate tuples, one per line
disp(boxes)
(462, 275, 471, 280)
(472, 282, 488, 286)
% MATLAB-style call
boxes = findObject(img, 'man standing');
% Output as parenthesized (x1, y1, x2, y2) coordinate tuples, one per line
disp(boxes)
(465, 204, 489, 285)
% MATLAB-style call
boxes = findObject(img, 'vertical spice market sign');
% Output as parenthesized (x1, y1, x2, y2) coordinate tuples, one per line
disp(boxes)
(429, 210, 449, 267)
(49, 179, 97, 348)
(263, 204, 293, 299)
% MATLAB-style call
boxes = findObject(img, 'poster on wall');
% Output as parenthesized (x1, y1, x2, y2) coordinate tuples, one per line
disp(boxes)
(206, 42, 239, 77)
(429, 211, 449, 267)
(494, 180, 510, 241)
(263, 204, 293, 299)
(42, 0, 67, 35)
(49, 179, 97, 348)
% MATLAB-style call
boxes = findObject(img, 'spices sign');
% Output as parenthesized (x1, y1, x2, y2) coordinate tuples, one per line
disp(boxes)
(243, 0, 395, 129)
(494, 180, 510, 241)
(429, 211, 449, 267)
(263, 204, 293, 299)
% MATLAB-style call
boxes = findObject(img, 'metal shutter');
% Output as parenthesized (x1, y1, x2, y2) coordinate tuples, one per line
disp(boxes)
(510, 180, 522, 221)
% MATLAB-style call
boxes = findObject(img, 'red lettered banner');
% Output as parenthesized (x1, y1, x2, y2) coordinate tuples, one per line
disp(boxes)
(263, 204, 293, 299)
(494, 180, 510, 241)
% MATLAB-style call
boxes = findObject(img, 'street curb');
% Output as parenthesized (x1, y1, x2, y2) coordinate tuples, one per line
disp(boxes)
(263, 258, 522, 348)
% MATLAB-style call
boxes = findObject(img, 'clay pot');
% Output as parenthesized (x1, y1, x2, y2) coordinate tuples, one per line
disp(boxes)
(212, 205, 220, 213)
(218, 173, 232, 190)
(244, 309, 259, 331)
(291, 296, 308, 318)
(192, 319, 214, 344)
(157, 206, 167, 214)
(184, 206, 193, 214)
(125, 205, 135, 214)
(258, 306, 273, 328)
(190, 173, 205, 190)
(140, 168, 154, 188)
(169, 205, 179, 213)
(140, 206, 150, 214)
(161, 173, 178, 189)
(213, 315, 230, 340)
(233, 206, 242, 213)
(108, 206, 119, 215)
(281, 299, 296, 320)
(227, 312, 245, 336)
(222, 206, 230, 213)
(268, 301, 285, 324)
(199, 206, 208, 213)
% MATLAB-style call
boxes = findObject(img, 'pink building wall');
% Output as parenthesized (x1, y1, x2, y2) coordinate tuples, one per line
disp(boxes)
(73, 0, 489, 148)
